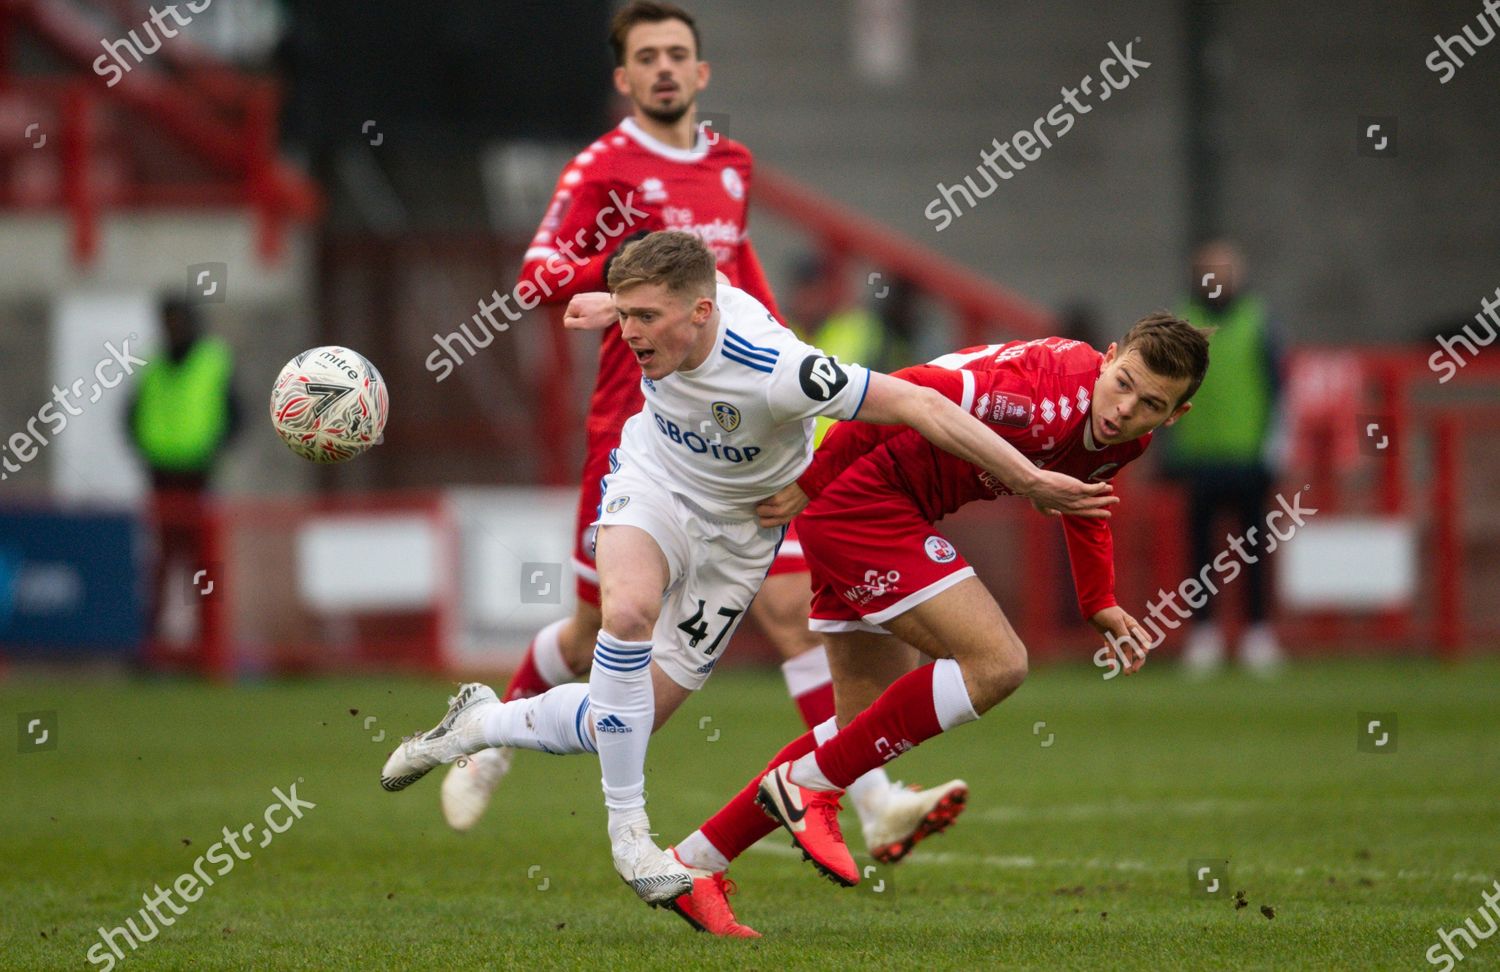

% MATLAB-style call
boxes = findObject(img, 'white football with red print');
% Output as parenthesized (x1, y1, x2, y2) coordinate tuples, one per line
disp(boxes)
(269, 346, 389, 463)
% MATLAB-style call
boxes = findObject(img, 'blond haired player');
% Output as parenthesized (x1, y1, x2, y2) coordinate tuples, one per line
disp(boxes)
(381, 232, 1114, 906)
(443, 0, 965, 863)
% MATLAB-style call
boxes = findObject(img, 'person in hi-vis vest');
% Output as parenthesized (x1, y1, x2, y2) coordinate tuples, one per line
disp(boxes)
(787, 256, 912, 448)
(127, 299, 241, 657)
(1163, 240, 1288, 676)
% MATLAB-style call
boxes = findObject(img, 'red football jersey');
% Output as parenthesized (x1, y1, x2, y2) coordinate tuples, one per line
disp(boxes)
(798, 337, 1152, 618)
(518, 118, 782, 435)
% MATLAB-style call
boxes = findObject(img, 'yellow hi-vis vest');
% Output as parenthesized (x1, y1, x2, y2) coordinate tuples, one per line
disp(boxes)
(1167, 297, 1273, 465)
(132, 338, 233, 472)
(811, 308, 887, 448)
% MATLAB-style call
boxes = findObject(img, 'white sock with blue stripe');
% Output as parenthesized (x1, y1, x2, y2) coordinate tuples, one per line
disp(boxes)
(587, 631, 656, 825)
(479, 682, 596, 755)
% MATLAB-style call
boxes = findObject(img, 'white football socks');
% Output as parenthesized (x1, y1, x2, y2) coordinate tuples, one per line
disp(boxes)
(479, 682, 596, 754)
(932, 657, 980, 730)
(789, 716, 839, 790)
(588, 631, 656, 821)
(674, 830, 730, 874)
(779, 645, 832, 698)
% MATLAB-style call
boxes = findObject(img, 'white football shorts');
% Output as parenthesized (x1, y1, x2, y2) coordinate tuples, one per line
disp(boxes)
(591, 447, 784, 691)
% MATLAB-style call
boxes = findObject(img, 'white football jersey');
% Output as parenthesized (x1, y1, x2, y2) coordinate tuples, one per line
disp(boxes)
(616, 284, 871, 520)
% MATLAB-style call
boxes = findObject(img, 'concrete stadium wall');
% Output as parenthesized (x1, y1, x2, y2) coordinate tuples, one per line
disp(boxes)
(687, 0, 1500, 346)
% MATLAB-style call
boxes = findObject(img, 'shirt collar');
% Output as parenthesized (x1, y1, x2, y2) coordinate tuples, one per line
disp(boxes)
(619, 117, 709, 163)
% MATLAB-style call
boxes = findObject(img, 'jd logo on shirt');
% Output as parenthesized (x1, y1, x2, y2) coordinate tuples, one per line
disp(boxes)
(799, 355, 848, 401)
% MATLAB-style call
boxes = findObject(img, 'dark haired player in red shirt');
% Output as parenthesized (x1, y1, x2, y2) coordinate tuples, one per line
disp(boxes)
(662, 315, 1210, 936)
(442, 1, 961, 864)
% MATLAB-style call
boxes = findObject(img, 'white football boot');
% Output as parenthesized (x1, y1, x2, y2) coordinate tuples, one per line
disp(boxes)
(1181, 623, 1227, 678)
(611, 819, 694, 904)
(380, 683, 498, 792)
(440, 746, 514, 830)
(862, 779, 969, 863)
(1238, 623, 1286, 677)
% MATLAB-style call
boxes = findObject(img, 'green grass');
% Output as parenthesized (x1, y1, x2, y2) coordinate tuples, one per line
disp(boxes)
(3, 659, 1499, 970)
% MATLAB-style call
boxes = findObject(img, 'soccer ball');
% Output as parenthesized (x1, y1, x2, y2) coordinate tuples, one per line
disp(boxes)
(269, 346, 389, 462)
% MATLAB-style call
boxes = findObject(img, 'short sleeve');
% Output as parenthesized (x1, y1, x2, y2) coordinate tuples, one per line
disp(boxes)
(797, 364, 964, 500)
(887, 364, 973, 409)
(764, 338, 872, 425)
(970, 366, 1048, 442)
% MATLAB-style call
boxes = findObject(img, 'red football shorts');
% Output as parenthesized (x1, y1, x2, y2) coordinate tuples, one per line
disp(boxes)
(798, 477, 975, 634)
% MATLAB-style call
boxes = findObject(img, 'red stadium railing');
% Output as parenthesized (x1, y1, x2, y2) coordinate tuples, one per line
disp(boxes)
(145, 491, 456, 679)
(1203, 347, 1494, 659)
(754, 165, 1056, 345)
(0, 0, 320, 263)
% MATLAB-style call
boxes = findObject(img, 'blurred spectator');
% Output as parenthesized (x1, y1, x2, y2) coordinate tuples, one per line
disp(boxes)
(787, 254, 910, 370)
(126, 300, 240, 655)
(1163, 240, 1287, 676)
(787, 254, 910, 444)
(872, 275, 919, 368)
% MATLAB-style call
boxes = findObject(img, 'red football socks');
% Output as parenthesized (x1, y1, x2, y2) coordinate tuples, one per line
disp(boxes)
(701, 729, 818, 863)
(500, 645, 553, 701)
(792, 681, 836, 728)
(809, 662, 944, 789)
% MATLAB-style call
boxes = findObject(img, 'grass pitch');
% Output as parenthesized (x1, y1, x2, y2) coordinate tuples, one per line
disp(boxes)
(3, 658, 1498, 970)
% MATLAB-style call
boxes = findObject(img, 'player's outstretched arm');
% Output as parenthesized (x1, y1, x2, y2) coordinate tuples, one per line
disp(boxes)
(856, 372, 1118, 519)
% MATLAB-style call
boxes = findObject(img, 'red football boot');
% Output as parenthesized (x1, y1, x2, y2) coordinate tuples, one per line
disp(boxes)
(665, 856, 761, 939)
(756, 762, 859, 886)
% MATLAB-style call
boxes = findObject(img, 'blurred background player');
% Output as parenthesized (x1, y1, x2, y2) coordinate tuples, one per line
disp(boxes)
(1165, 239, 1287, 676)
(441, 1, 955, 860)
(126, 298, 240, 662)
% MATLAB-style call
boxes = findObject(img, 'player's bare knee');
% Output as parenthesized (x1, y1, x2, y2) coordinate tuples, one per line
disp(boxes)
(966, 648, 1028, 711)
(599, 598, 658, 643)
(994, 652, 1029, 697)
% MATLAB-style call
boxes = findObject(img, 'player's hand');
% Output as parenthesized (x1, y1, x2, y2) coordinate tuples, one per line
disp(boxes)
(756, 482, 809, 527)
(1091, 607, 1152, 675)
(563, 292, 619, 331)
(1023, 469, 1117, 519)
